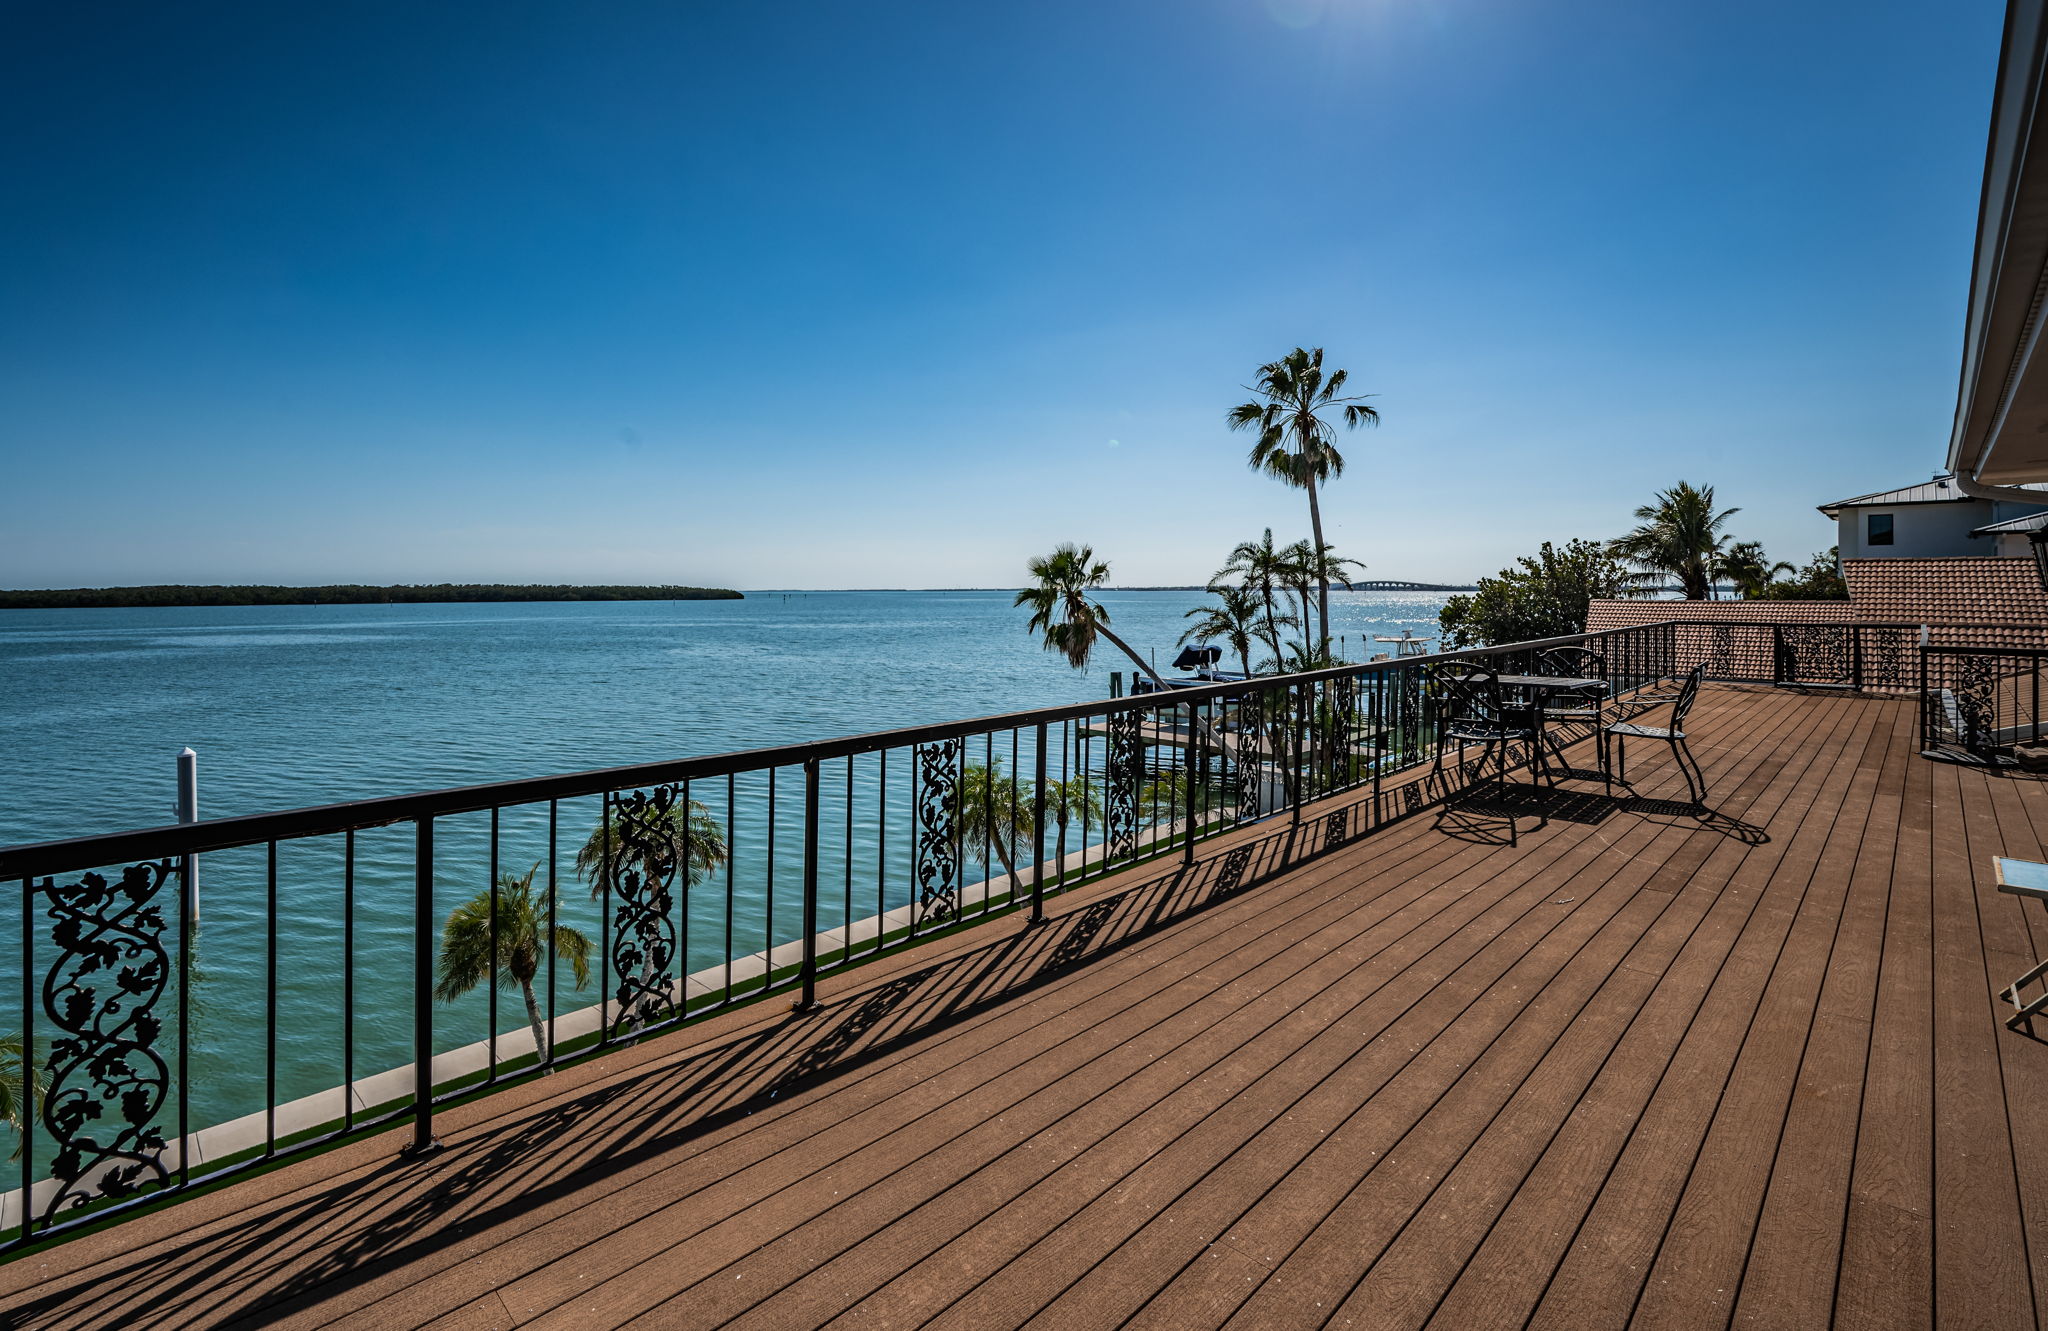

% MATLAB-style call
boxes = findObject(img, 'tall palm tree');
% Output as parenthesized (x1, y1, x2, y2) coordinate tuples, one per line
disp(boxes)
(953, 760, 1036, 900)
(576, 799, 728, 897)
(1041, 775, 1103, 882)
(435, 863, 592, 1067)
(1228, 347, 1380, 650)
(1218, 529, 1296, 664)
(1181, 582, 1264, 679)
(1713, 540, 1795, 600)
(1016, 544, 1172, 690)
(1610, 481, 1740, 601)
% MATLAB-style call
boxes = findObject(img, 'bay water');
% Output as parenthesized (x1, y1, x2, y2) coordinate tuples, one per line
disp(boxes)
(0, 589, 1446, 1139)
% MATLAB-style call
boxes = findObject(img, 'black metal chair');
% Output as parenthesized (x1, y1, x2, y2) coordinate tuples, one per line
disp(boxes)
(1534, 646, 1608, 775)
(1430, 663, 1544, 844)
(1604, 664, 1707, 803)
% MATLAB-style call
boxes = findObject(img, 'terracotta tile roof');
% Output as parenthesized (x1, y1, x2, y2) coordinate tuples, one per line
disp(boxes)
(1584, 559, 2048, 668)
(1583, 599, 1856, 634)
(1840, 556, 2048, 624)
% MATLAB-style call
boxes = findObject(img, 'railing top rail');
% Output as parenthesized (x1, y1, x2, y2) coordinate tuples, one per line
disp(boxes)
(0, 616, 1939, 879)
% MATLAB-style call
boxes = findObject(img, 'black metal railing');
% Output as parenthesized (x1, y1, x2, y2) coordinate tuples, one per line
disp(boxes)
(1919, 645, 2048, 763)
(0, 613, 1887, 1248)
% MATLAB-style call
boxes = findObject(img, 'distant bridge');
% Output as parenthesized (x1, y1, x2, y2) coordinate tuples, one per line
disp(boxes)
(1348, 580, 1477, 592)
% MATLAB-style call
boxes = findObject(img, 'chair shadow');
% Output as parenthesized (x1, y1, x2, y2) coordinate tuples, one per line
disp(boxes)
(5, 798, 1379, 1331)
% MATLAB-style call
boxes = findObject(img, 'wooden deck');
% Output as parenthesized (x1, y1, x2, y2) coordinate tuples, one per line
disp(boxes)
(5, 684, 2048, 1329)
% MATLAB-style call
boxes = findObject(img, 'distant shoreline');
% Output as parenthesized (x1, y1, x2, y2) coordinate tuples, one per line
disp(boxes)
(0, 584, 745, 610)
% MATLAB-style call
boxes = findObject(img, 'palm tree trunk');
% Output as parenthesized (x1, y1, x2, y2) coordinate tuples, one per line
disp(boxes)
(1305, 473, 1330, 652)
(986, 822, 1024, 899)
(521, 981, 551, 1071)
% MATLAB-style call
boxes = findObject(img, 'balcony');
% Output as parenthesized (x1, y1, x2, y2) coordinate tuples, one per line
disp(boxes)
(3, 668, 2044, 1328)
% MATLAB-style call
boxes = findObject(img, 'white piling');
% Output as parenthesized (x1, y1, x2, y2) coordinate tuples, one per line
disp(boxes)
(176, 747, 199, 928)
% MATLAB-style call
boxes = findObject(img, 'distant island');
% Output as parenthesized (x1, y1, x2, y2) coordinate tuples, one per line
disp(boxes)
(0, 584, 744, 610)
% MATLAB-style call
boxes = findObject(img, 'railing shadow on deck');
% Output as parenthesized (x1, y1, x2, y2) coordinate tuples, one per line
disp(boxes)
(1, 797, 1383, 1330)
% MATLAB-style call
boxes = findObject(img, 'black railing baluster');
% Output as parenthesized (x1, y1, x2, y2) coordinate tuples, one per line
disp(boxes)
(841, 759, 852, 969)
(407, 818, 438, 1155)
(487, 807, 499, 1078)
(265, 839, 278, 1158)
(179, 851, 191, 1188)
(799, 758, 820, 1013)
(343, 830, 354, 1132)
(1031, 723, 1048, 924)
(20, 876, 33, 1245)
(766, 768, 777, 983)
(876, 750, 886, 957)
(724, 773, 736, 1001)
(545, 800, 558, 1067)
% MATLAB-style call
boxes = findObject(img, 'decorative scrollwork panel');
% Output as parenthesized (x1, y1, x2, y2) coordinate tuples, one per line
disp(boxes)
(1778, 627, 1851, 686)
(1954, 656, 1997, 758)
(914, 738, 963, 926)
(39, 860, 174, 1216)
(1105, 709, 1143, 861)
(606, 786, 682, 1036)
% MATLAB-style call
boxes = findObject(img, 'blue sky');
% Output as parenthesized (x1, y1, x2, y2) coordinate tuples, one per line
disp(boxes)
(1, 0, 2004, 589)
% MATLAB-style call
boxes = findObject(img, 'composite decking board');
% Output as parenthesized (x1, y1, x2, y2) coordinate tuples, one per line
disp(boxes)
(298, 813, 1501, 1331)
(1627, 700, 1916, 1331)
(1928, 756, 2037, 1331)
(1521, 694, 1901, 1331)
(1834, 696, 1938, 1331)
(5, 687, 2048, 1331)
(820, 694, 1826, 1331)
(1148, 691, 1853, 1331)
(1726, 698, 1921, 1331)
(1381, 694, 1887, 1331)
(550, 728, 1715, 1331)
(1255, 693, 1864, 1331)
(1967, 761, 2048, 1328)
(842, 703, 1812, 1331)
(1429, 694, 1891, 1331)
(433, 763, 1587, 1328)
(495, 778, 1564, 1326)
(303, 798, 1531, 1326)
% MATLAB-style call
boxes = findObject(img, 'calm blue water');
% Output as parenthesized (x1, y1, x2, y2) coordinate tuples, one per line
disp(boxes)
(0, 590, 1445, 1140)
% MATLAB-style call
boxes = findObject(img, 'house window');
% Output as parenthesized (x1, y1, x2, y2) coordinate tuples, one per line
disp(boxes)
(1868, 513, 1894, 546)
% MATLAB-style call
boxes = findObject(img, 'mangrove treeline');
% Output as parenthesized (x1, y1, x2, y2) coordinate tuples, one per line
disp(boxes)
(0, 584, 745, 609)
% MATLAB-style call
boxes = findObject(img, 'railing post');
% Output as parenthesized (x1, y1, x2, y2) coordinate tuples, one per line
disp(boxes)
(798, 759, 821, 1012)
(1852, 625, 1864, 691)
(405, 816, 440, 1156)
(1183, 700, 1199, 868)
(1030, 723, 1048, 924)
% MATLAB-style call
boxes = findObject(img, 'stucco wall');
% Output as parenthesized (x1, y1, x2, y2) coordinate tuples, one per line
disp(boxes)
(1836, 502, 1990, 559)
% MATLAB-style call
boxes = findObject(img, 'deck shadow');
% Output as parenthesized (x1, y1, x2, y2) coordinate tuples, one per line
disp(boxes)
(2, 797, 1377, 1330)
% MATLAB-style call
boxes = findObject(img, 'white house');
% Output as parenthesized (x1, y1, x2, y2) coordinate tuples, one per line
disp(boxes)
(1817, 474, 2047, 559)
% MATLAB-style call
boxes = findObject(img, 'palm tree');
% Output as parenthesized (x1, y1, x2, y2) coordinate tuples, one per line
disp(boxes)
(1714, 540, 1795, 600)
(575, 798, 728, 897)
(435, 863, 592, 1067)
(1218, 529, 1297, 665)
(1041, 775, 1103, 882)
(0, 1033, 43, 1159)
(1228, 347, 1380, 650)
(1138, 769, 1228, 827)
(1016, 544, 1173, 690)
(1181, 582, 1264, 679)
(1610, 481, 1740, 601)
(953, 760, 1036, 900)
